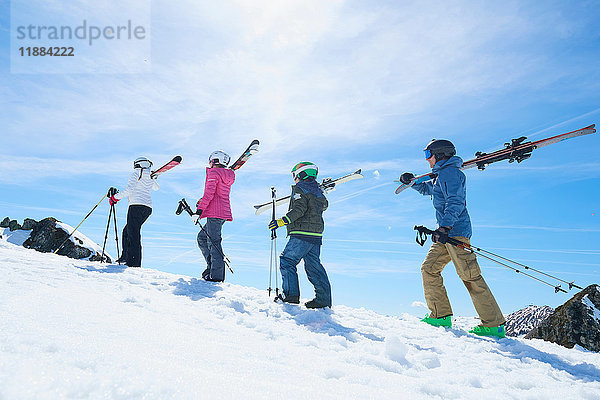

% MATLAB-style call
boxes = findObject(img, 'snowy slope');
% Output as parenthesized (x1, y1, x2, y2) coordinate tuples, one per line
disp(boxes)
(1, 241, 600, 400)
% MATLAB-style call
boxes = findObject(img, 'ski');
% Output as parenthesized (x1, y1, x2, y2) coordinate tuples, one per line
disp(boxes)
(151, 156, 183, 179)
(229, 139, 260, 171)
(395, 124, 596, 194)
(254, 169, 363, 215)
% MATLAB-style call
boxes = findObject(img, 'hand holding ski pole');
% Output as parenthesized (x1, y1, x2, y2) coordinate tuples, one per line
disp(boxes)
(269, 217, 289, 231)
(108, 187, 120, 206)
(191, 209, 203, 224)
(413, 225, 579, 293)
(431, 226, 450, 244)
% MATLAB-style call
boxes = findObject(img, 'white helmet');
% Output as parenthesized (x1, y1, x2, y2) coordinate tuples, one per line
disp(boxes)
(209, 150, 230, 167)
(134, 157, 153, 169)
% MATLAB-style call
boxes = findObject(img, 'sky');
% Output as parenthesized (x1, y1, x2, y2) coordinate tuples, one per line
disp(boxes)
(1, 0, 599, 317)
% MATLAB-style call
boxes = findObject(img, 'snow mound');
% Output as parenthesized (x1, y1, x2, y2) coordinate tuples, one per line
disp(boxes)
(0, 227, 33, 246)
(1, 240, 600, 399)
(55, 221, 108, 259)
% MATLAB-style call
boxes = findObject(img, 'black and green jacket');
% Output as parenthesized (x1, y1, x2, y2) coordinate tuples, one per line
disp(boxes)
(281, 179, 328, 244)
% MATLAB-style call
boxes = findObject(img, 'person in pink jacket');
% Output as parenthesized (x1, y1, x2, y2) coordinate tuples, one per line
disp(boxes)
(194, 150, 236, 282)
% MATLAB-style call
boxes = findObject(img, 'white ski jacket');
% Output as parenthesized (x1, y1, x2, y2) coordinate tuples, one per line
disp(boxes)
(114, 169, 159, 208)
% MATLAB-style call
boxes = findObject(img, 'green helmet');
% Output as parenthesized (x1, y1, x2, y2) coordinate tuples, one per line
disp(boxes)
(291, 161, 318, 180)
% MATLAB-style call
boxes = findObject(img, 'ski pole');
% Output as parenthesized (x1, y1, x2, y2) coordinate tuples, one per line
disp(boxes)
(460, 244, 582, 290)
(54, 191, 107, 254)
(101, 187, 119, 263)
(176, 199, 234, 274)
(112, 199, 120, 264)
(413, 226, 571, 293)
(268, 187, 280, 298)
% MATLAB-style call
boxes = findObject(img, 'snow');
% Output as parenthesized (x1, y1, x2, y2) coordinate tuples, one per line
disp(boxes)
(1, 241, 600, 399)
(0, 227, 32, 246)
(582, 295, 600, 322)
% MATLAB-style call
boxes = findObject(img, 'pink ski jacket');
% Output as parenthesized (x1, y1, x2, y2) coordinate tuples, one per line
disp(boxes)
(197, 167, 236, 221)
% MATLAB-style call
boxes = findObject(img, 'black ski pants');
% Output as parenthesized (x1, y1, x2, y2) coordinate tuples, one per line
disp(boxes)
(121, 205, 152, 267)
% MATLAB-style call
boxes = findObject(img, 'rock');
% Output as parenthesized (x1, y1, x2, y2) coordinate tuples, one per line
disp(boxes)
(22, 218, 38, 230)
(23, 217, 63, 253)
(526, 284, 600, 352)
(504, 305, 554, 337)
(0, 217, 9, 228)
(22, 217, 111, 262)
(8, 220, 22, 231)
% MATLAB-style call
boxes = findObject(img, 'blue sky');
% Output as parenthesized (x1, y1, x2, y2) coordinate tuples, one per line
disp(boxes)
(1, 0, 599, 317)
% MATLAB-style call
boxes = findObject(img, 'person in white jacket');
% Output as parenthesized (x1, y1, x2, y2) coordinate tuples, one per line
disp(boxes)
(109, 157, 159, 267)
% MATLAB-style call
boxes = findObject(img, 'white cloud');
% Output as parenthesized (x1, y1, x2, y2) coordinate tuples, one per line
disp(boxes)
(4, 0, 589, 161)
(411, 301, 427, 309)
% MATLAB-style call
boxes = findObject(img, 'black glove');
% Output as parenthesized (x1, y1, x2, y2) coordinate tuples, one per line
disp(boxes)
(400, 172, 415, 185)
(192, 209, 203, 224)
(432, 226, 451, 244)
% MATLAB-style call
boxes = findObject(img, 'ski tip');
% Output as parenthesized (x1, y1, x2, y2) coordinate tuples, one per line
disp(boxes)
(395, 185, 407, 194)
(173, 156, 183, 163)
(252, 139, 260, 145)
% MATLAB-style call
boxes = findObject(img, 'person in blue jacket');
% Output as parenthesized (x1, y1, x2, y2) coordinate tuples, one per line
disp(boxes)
(400, 139, 506, 337)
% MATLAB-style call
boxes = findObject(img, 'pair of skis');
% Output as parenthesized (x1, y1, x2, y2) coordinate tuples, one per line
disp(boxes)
(149, 138, 261, 179)
(394, 124, 596, 194)
(253, 169, 364, 215)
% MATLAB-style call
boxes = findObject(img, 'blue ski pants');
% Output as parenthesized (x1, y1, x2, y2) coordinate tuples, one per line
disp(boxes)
(197, 218, 226, 281)
(279, 237, 331, 306)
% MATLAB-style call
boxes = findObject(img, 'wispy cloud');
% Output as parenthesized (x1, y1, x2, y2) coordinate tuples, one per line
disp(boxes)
(475, 224, 600, 233)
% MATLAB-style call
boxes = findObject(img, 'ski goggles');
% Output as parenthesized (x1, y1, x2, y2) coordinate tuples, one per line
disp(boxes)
(424, 149, 433, 159)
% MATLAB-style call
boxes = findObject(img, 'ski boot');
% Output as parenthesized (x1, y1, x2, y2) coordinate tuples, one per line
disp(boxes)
(305, 299, 331, 309)
(421, 314, 452, 327)
(274, 294, 300, 304)
(468, 325, 506, 338)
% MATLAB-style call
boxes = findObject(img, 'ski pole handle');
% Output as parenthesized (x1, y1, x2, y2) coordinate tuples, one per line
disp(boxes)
(270, 187, 277, 240)
(414, 225, 434, 246)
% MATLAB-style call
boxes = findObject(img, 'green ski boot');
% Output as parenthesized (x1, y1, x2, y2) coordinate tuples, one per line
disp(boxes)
(421, 314, 452, 327)
(468, 325, 506, 338)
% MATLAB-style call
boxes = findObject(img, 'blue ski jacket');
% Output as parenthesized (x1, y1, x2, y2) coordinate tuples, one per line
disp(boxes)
(411, 156, 472, 238)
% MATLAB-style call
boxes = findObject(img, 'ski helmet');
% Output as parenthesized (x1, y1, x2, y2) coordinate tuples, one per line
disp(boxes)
(424, 139, 456, 160)
(209, 150, 230, 167)
(133, 157, 153, 169)
(291, 162, 318, 180)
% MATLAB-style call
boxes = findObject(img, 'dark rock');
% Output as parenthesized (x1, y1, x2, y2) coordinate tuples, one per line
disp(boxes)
(21, 218, 38, 230)
(526, 284, 600, 352)
(22, 217, 110, 262)
(505, 305, 554, 337)
(0, 217, 9, 228)
(8, 220, 22, 231)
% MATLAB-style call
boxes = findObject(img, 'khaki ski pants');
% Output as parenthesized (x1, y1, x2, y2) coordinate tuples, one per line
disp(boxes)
(421, 236, 506, 327)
